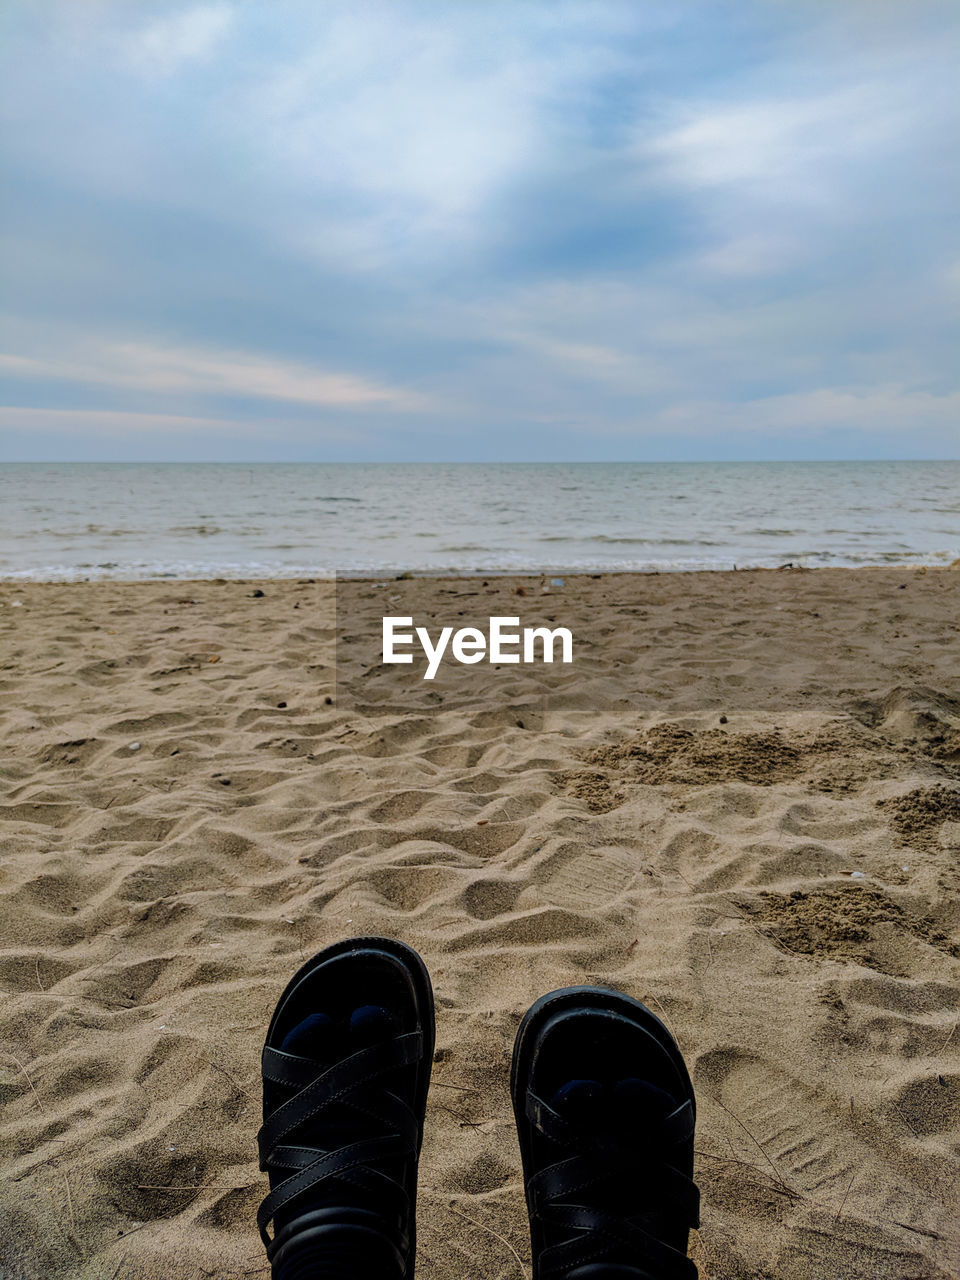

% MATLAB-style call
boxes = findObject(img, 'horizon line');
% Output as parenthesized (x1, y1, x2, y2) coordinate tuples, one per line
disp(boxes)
(2, 457, 958, 466)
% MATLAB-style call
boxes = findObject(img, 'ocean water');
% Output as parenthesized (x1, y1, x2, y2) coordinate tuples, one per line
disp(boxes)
(0, 461, 957, 579)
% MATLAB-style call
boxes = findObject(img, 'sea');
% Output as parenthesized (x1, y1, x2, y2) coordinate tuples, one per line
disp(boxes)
(0, 461, 957, 580)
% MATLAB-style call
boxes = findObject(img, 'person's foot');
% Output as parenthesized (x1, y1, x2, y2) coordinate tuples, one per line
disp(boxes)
(512, 986, 699, 1280)
(258, 937, 434, 1280)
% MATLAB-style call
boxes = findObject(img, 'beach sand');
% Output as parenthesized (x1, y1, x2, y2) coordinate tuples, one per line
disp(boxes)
(1, 569, 958, 1279)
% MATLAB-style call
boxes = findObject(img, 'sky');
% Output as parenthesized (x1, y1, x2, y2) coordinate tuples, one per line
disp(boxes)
(1, 0, 958, 462)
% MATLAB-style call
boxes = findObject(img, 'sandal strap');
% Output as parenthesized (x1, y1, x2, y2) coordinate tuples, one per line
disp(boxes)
(540, 1206, 698, 1280)
(526, 1092, 694, 1151)
(258, 1134, 404, 1244)
(527, 1093, 602, 1149)
(267, 1143, 409, 1178)
(258, 1028, 425, 1245)
(564, 1267, 665, 1280)
(266, 1142, 411, 1234)
(525, 1088, 699, 1277)
(529, 1155, 700, 1226)
(261, 1082, 420, 1171)
(661, 1098, 695, 1145)
(259, 1030, 422, 1159)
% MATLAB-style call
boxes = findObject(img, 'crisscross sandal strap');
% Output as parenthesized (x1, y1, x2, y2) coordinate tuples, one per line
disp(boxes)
(263, 1079, 420, 1168)
(258, 1030, 423, 1162)
(527, 1091, 695, 1151)
(263, 1088, 419, 1219)
(267, 1059, 424, 1162)
(258, 1028, 426, 1247)
(529, 1155, 700, 1228)
(525, 1085, 699, 1278)
(258, 1133, 407, 1244)
(263, 1149, 412, 1266)
(527, 1092, 603, 1150)
(540, 1205, 699, 1280)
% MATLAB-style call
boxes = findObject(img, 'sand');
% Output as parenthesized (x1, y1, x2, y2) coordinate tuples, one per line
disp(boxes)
(1, 568, 958, 1280)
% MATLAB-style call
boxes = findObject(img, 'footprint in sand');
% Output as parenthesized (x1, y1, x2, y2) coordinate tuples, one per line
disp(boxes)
(533, 842, 637, 911)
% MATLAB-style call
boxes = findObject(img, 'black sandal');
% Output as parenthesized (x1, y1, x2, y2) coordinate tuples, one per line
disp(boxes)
(511, 986, 699, 1280)
(258, 937, 434, 1280)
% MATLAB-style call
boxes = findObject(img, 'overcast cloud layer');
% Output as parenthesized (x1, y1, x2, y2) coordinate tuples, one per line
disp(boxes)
(1, 0, 958, 460)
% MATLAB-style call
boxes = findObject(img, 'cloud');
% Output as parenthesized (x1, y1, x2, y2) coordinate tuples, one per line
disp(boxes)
(0, 1, 957, 459)
(499, 330, 671, 396)
(694, 233, 801, 278)
(647, 87, 903, 196)
(0, 336, 432, 412)
(0, 405, 254, 436)
(122, 4, 234, 78)
(234, 4, 640, 264)
(653, 385, 960, 439)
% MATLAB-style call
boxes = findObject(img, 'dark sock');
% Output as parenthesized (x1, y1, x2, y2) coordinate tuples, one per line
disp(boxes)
(280, 1010, 337, 1057)
(549, 1075, 677, 1125)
